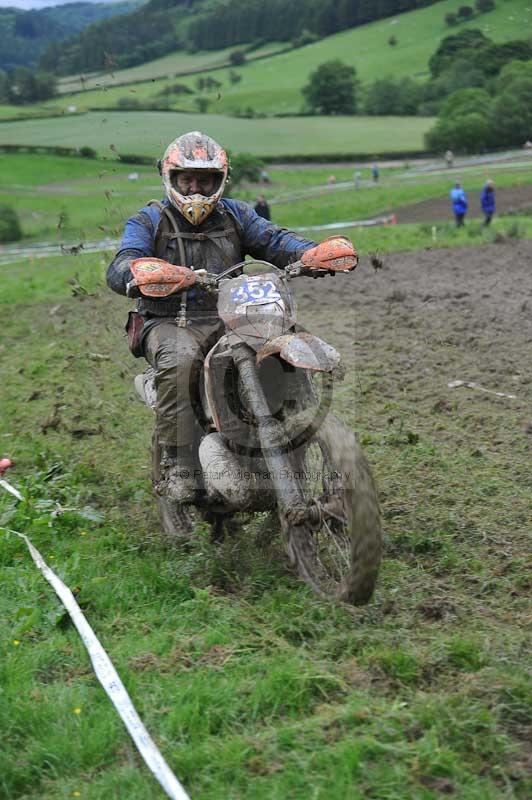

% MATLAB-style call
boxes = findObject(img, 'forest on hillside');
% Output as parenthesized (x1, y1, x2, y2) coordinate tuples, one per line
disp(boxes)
(40, 0, 443, 75)
(0, 1, 142, 72)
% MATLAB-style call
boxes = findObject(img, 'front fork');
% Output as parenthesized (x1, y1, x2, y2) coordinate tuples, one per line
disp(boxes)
(231, 343, 306, 513)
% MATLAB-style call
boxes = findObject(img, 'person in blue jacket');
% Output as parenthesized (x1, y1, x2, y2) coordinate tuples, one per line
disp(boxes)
(107, 131, 357, 502)
(480, 180, 496, 226)
(450, 181, 468, 227)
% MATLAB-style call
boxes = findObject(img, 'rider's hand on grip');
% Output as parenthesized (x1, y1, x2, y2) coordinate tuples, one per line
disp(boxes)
(301, 236, 358, 273)
(128, 258, 196, 297)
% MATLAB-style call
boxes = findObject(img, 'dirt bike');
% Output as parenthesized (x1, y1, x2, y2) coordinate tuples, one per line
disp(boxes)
(134, 259, 382, 605)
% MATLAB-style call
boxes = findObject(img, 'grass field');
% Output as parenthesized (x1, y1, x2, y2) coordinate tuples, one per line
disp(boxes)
(270, 166, 532, 228)
(1, 233, 531, 798)
(2, 152, 532, 249)
(32, 0, 532, 117)
(1, 0, 532, 767)
(56, 42, 287, 95)
(0, 112, 435, 159)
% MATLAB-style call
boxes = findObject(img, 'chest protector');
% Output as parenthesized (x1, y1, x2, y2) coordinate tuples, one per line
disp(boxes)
(137, 201, 244, 321)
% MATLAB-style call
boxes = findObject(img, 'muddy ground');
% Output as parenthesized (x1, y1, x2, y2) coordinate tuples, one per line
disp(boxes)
(90, 237, 530, 455)
(393, 184, 532, 223)
(295, 238, 532, 453)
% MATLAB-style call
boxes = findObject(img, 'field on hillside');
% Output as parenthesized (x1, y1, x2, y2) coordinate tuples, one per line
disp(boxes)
(0, 112, 434, 159)
(2, 152, 532, 252)
(1, 234, 531, 798)
(33, 0, 532, 117)
(56, 42, 287, 95)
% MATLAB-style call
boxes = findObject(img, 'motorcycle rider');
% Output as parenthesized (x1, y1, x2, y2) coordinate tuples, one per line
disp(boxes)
(107, 131, 357, 502)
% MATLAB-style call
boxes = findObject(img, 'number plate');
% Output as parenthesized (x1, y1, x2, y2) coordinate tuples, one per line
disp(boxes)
(230, 278, 282, 307)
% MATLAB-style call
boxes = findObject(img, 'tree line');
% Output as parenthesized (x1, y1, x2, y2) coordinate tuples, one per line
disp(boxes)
(426, 60, 532, 152)
(0, 1, 139, 72)
(186, 0, 441, 50)
(0, 68, 57, 105)
(297, 15, 532, 152)
(301, 28, 532, 122)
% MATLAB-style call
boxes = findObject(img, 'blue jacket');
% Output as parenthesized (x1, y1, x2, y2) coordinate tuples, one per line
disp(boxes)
(480, 186, 495, 215)
(107, 198, 316, 317)
(113, 198, 314, 284)
(107, 197, 317, 319)
(450, 187, 468, 215)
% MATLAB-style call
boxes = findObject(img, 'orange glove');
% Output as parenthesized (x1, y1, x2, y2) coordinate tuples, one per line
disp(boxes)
(128, 258, 196, 297)
(301, 236, 358, 272)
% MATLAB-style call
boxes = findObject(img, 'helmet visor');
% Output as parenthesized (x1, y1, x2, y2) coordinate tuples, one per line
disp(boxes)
(170, 169, 224, 198)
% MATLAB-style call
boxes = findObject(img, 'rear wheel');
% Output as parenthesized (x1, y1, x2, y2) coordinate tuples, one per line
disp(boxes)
(280, 414, 382, 605)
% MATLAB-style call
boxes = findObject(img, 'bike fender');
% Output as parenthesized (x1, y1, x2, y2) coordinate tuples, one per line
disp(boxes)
(256, 332, 343, 375)
(204, 335, 231, 432)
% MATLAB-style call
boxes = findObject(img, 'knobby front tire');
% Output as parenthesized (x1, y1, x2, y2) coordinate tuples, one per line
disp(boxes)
(280, 414, 382, 605)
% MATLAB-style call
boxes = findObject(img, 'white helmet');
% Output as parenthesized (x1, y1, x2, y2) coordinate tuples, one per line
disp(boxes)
(160, 131, 229, 226)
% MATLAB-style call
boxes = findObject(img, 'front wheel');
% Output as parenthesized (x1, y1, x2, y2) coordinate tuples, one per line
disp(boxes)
(280, 414, 382, 605)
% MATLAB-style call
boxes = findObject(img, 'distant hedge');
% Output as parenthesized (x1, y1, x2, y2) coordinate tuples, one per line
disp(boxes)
(0, 143, 436, 163)
(261, 149, 434, 164)
(117, 152, 155, 165)
(0, 143, 78, 156)
(0, 143, 95, 157)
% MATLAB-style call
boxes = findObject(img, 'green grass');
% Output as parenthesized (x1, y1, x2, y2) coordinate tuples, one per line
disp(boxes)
(0, 152, 167, 242)
(330, 216, 532, 255)
(0, 111, 434, 158)
(268, 164, 532, 228)
(31, 0, 532, 117)
(56, 42, 287, 94)
(1, 239, 531, 797)
(3, 151, 532, 249)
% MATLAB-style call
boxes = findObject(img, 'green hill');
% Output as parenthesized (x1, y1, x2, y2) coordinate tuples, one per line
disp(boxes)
(45, 0, 532, 117)
(41, 0, 443, 76)
(56, 42, 287, 96)
(0, 1, 143, 72)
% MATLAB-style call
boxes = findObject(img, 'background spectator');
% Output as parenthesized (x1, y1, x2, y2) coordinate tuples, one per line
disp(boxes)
(254, 194, 271, 220)
(480, 179, 496, 226)
(450, 181, 468, 226)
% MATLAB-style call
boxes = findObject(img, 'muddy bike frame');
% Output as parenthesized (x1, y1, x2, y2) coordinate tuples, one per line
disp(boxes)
(196, 259, 337, 519)
(230, 342, 306, 513)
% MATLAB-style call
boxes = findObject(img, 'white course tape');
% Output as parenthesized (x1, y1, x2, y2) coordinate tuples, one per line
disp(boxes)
(5, 526, 190, 800)
(0, 478, 23, 501)
(294, 214, 396, 232)
(447, 380, 517, 399)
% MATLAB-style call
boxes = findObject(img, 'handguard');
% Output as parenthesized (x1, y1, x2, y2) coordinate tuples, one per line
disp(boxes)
(301, 236, 358, 273)
(128, 258, 196, 297)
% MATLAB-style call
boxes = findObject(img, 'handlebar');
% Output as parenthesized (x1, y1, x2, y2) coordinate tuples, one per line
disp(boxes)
(127, 259, 338, 297)
(194, 259, 333, 288)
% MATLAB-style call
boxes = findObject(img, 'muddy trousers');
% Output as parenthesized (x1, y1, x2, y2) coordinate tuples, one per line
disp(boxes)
(143, 319, 223, 448)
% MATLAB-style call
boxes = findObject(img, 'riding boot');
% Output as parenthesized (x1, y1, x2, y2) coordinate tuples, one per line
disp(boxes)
(157, 445, 198, 504)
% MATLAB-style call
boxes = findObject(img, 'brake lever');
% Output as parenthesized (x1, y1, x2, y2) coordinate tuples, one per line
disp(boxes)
(285, 260, 304, 278)
(286, 262, 334, 280)
(125, 279, 140, 297)
(194, 271, 219, 291)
